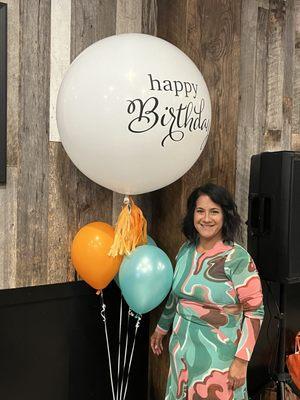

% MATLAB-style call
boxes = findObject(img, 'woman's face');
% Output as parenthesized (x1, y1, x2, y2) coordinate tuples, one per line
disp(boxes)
(193, 194, 224, 242)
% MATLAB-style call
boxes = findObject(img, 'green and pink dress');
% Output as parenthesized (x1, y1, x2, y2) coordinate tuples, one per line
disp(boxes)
(156, 241, 264, 400)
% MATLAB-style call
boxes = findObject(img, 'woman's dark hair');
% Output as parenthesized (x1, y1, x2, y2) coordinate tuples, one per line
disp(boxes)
(182, 183, 242, 244)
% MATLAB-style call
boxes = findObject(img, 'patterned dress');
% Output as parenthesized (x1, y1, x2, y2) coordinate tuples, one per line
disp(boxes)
(156, 241, 264, 400)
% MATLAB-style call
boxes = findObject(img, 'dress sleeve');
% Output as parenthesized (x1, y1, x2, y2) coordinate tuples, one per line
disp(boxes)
(156, 291, 178, 335)
(228, 252, 264, 361)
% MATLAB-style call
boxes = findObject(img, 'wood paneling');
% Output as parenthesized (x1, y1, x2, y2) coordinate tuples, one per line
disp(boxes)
(236, 0, 295, 245)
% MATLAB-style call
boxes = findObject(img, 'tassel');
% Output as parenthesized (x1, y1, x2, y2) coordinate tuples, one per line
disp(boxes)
(109, 196, 147, 257)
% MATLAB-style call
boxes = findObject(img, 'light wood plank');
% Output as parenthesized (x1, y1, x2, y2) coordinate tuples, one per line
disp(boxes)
(281, 0, 294, 150)
(116, 0, 142, 33)
(292, 132, 300, 150)
(0, 167, 17, 289)
(236, 0, 259, 244)
(292, 0, 300, 137)
(264, 0, 285, 150)
(254, 7, 268, 153)
(49, 0, 71, 142)
(258, 0, 270, 9)
(16, 0, 51, 287)
(6, 0, 19, 167)
(47, 143, 77, 284)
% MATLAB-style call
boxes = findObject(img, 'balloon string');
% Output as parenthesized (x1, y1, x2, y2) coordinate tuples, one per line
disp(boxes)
(121, 314, 142, 400)
(99, 291, 116, 400)
(119, 310, 131, 400)
(116, 294, 123, 400)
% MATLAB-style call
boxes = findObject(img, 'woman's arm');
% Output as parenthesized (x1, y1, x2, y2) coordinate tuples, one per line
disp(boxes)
(150, 291, 178, 356)
(227, 250, 264, 389)
(230, 255, 264, 361)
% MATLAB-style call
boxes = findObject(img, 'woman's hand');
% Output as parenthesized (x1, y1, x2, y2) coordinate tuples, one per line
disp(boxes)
(150, 329, 166, 356)
(228, 357, 248, 390)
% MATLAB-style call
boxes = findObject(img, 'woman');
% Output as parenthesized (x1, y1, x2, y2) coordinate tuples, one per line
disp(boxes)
(150, 183, 264, 400)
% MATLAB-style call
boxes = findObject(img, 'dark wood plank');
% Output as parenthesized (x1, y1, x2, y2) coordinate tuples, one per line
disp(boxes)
(183, 0, 241, 195)
(6, 0, 20, 167)
(71, 0, 117, 58)
(142, 0, 157, 36)
(16, 0, 51, 287)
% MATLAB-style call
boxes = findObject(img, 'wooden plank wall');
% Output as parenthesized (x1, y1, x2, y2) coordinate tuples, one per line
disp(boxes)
(236, 0, 299, 244)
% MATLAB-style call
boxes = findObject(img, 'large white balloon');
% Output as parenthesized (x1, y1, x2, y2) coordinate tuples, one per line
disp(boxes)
(57, 33, 211, 194)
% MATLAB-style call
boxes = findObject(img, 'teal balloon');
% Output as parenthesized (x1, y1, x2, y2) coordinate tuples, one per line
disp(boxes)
(115, 236, 157, 288)
(119, 245, 173, 314)
(147, 235, 157, 246)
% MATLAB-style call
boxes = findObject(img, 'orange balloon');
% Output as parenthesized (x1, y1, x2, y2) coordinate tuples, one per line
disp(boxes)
(71, 222, 122, 290)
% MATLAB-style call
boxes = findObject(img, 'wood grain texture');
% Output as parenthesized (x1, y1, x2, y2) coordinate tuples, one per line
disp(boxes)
(263, 0, 294, 151)
(47, 143, 78, 284)
(49, 0, 71, 142)
(142, 0, 157, 36)
(183, 0, 240, 196)
(236, 0, 259, 245)
(71, 0, 117, 58)
(254, 6, 268, 150)
(0, 167, 17, 289)
(281, 0, 294, 151)
(16, 0, 51, 287)
(116, 0, 142, 33)
(292, 0, 300, 138)
(264, 0, 285, 149)
(6, 0, 19, 167)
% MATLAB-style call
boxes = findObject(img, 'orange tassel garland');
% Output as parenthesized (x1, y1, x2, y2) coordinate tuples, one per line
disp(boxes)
(109, 196, 147, 257)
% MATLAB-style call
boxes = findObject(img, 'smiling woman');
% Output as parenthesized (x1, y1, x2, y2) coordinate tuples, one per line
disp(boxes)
(150, 183, 264, 400)
(193, 194, 224, 248)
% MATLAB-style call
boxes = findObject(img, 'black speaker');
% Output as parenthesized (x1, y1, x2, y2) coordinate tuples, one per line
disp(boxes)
(247, 151, 300, 284)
